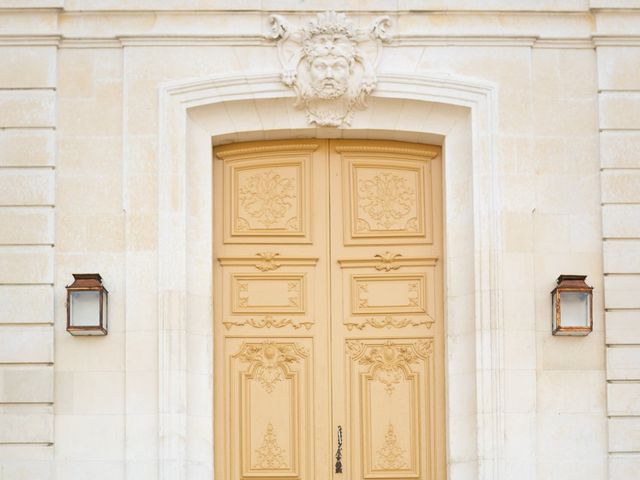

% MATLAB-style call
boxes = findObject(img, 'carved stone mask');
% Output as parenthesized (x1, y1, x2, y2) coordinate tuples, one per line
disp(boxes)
(269, 11, 391, 127)
(309, 54, 351, 99)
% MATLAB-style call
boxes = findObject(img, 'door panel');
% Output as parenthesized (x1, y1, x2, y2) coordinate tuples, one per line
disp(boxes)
(329, 140, 445, 480)
(219, 142, 317, 244)
(214, 139, 444, 480)
(336, 143, 437, 245)
(225, 336, 313, 479)
(344, 338, 434, 479)
(214, 140, 330, 480)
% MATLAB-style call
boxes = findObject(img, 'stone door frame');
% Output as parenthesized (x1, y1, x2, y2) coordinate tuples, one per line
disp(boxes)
(156, 71, 504, 480)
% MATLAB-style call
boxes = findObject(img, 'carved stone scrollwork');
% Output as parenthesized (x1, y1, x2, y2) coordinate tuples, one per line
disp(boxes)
(234, 341, 309, 393)
(346, 339, 432, 394)
(268, 11, 391, 127)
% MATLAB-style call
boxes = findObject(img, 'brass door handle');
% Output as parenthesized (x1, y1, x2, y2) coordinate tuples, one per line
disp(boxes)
(335, 425, 343, 474)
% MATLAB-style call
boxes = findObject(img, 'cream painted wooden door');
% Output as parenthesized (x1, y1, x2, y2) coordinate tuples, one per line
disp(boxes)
(213, 139, 445, 480)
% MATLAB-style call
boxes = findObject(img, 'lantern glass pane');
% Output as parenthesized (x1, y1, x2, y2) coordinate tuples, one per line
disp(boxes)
(70, 291, 101, 327)
(559, 291, 589, 327)
(552, 291, 558, 331)
(103, 294, 108, 331)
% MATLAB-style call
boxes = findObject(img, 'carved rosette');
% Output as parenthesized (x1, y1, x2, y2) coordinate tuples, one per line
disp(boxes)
(346, 339, 432, 394)
(234, 341, 309, 393)
(255, 251, 281, 271)
(268, 11, 391, 127)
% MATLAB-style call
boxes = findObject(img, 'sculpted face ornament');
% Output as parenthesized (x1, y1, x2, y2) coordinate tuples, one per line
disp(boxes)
(269, 11, 391, 127)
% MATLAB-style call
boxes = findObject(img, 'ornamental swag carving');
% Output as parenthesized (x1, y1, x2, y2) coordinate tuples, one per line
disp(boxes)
(268, 11, 391, 127)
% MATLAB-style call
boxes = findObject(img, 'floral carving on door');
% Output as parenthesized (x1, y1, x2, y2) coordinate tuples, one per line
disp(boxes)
(253, 422, 288, 469)
(376, 423, 407, 470)
(357, 172, 416, 232)
(238, 170, 297, 229)
(234, 341, 309, 393)
(346, 339, 432, 394)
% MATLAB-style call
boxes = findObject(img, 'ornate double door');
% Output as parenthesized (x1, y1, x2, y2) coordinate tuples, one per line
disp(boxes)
(213, 139, 445, 480)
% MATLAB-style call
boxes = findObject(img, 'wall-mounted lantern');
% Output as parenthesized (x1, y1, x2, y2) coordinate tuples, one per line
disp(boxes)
(66, 273, 108, 336)
(551, 274, 593, 336)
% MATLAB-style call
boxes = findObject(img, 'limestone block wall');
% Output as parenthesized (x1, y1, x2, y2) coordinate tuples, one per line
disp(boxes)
(54, 44, 126, 479)
(0, 2, 638, 480)
(596, 14, 640, 478)
(0, 36, 57, 480)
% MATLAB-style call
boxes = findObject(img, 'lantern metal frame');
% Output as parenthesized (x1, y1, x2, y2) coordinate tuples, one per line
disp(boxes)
(551, 274, 593, 336)
(65, 273, 108, 336)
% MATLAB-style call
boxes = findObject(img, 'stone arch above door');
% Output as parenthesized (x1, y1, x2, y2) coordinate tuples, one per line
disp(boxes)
(156, 72, 504, 480)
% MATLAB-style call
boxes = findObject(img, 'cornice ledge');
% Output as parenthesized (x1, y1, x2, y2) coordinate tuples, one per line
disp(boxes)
(5, 33, 640, 49)
(118, 34, 267, 46)
(593, 34, 640, 46)
(533, 37, 594, 49)
(60, 36, 121, 48)
(394, 35, 537, 47)
(396, 35, 597, 49)
(0, 34, 60, 46)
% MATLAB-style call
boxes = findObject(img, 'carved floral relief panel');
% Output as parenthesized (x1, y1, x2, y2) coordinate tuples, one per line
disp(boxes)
(355, 167, 421, 234)
(345, 339, 434, 478)
(218, 144, 317, 244)
(229, 339, 312, 479)
(340, 152, 435, 245)
(234, 164, 303, 234)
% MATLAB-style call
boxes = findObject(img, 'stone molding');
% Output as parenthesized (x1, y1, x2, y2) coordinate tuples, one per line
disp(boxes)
(3, 2, 640, 12)
(157, 70, 505, 480)
(4, 34, 640, 48)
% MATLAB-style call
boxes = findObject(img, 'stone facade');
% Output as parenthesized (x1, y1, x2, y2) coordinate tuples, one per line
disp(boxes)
(0, 2, 639, 480)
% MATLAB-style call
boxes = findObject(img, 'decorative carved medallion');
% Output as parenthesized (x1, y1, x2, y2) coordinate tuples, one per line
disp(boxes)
(357, 172, 416, 231)
(346, 339, 432, 394)
(223, 315, 313, 330)
(238, 170, 297, 229)
(376, 424, 407, 470)
(255, 252, 281, 271)
(374, 251, 402, 271)
(344, 315, 431, 331)
(253, 422, 288, 469)
(235, 341, 309, 393)
(268, 11, 391, 127)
